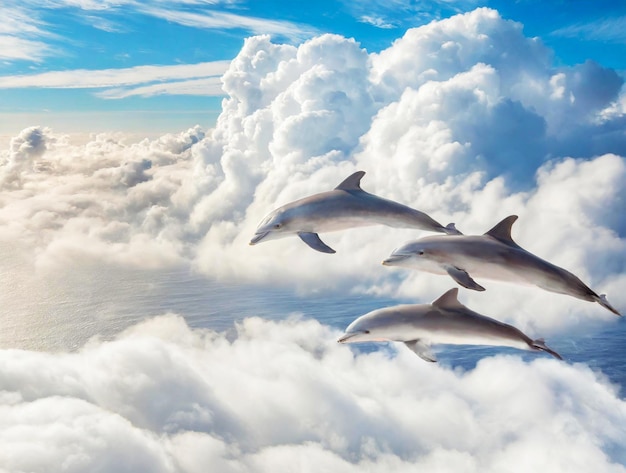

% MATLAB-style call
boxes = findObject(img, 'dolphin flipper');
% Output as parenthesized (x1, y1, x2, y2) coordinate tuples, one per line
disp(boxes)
(445, 266, 486, 291)
(404, 340, 437, 362)
(298, 232, 336, 254)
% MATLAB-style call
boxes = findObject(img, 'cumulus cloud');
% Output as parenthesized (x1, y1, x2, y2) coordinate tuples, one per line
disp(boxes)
(188, 9, 624, 328)
(0, 125, 205, 268)
(1, 8, 625, 333)
(1, 314, 625, 473)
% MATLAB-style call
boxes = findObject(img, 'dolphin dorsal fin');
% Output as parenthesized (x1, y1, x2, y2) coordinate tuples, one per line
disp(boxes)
(335, 171, 365, 191)
(484, 215, 519, 244)
(431, 288, 465, 309)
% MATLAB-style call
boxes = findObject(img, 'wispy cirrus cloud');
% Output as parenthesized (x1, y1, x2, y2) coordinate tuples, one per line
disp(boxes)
(2, 1, 316, 66)
(359, 15, 395, 29)
(96, 77, 225, 98)
(348, 0, 481, 30)
(0, 61, 230, 97)
(0, 6, 56, 62)
(552, 15, 626, 43)
(141, 6, 318, 41)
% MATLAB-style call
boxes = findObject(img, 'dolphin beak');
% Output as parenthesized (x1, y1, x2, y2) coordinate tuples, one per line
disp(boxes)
(382, 254, 410, 266)
(249, 231, 269, 245)
(337, 333, 356, 343)
(338, 331, 370, 343)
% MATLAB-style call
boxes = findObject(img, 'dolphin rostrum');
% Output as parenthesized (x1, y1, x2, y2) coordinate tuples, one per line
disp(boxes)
(338, 288, 562, 362)
(249, 171, 459, 253)
(382, 215, 621, 316)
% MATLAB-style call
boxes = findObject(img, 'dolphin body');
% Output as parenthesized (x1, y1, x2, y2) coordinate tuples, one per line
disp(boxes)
(338, 288, 562, 362)
(383, 215, 621, 316)
(249, 171, 459, 253)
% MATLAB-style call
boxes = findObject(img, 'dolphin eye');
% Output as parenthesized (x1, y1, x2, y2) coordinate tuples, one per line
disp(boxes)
(418, 250, 425, 256)
(273, 223, 282, 229)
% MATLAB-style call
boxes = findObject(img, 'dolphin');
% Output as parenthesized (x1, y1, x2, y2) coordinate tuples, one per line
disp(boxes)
(338, 288, 562, 362)
(382, 215, 621, 316)
(249, 171, 459, 253)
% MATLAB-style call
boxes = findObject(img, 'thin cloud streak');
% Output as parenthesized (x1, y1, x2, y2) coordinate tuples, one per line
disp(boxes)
(346, 0, 481, 28)
(2, 1, 316, 67)
(139, 6, 319, 40)
(0, 61, 231, 90)
(552, 16, 626, 43)
(359, 15, 396, 29)
(96, 77, 226, 98)
(1, 5, 56, 62)
(0, 36, 52, 62)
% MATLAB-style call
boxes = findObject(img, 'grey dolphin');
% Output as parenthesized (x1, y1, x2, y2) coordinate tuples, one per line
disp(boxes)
(338, 288, 562, 362)
(382, 215, 621, 316)
(249, 171, 459, 253)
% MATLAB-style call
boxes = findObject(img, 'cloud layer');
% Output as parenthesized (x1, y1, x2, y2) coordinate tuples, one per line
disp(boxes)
(1, 314, 625, 473)
(1, 8, 625, 332)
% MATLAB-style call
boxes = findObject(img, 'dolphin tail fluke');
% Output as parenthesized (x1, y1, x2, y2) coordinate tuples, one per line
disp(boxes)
(444, 222, 462, 235)
(531, 338, 563, 360)
(597, 294, 621, 316)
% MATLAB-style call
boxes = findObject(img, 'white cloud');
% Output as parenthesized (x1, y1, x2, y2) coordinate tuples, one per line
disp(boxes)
(95, 77, 225, 98)
(0, 125, 204, 269)
(552, 15, 626, 43)
(1, 314, 625, 472)
(0, 57, 230, 102)
(0, 6, 55, 62)
(186, 10, 624, 330)
(141, 6, 318, 41)
(5, 0, 317, 66)
(359, 15, 396, 29)
(346, 0, 482, 29)
(1, 8, 625, 332)
(0, 61, 230, 90)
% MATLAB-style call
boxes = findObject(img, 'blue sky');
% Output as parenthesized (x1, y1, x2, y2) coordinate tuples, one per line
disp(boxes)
(1, 0, 625, 136)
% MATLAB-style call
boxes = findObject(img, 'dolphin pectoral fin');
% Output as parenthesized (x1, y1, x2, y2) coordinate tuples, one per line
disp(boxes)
(298, 232, 336, 254)
(404, 340, 437, 362)
(445, 266, 486, 291)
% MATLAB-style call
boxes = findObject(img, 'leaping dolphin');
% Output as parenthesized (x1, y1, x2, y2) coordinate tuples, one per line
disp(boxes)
(249, 171, 459, 253)
(382, 215, 621, 316)
(338, 288, 562, 362)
